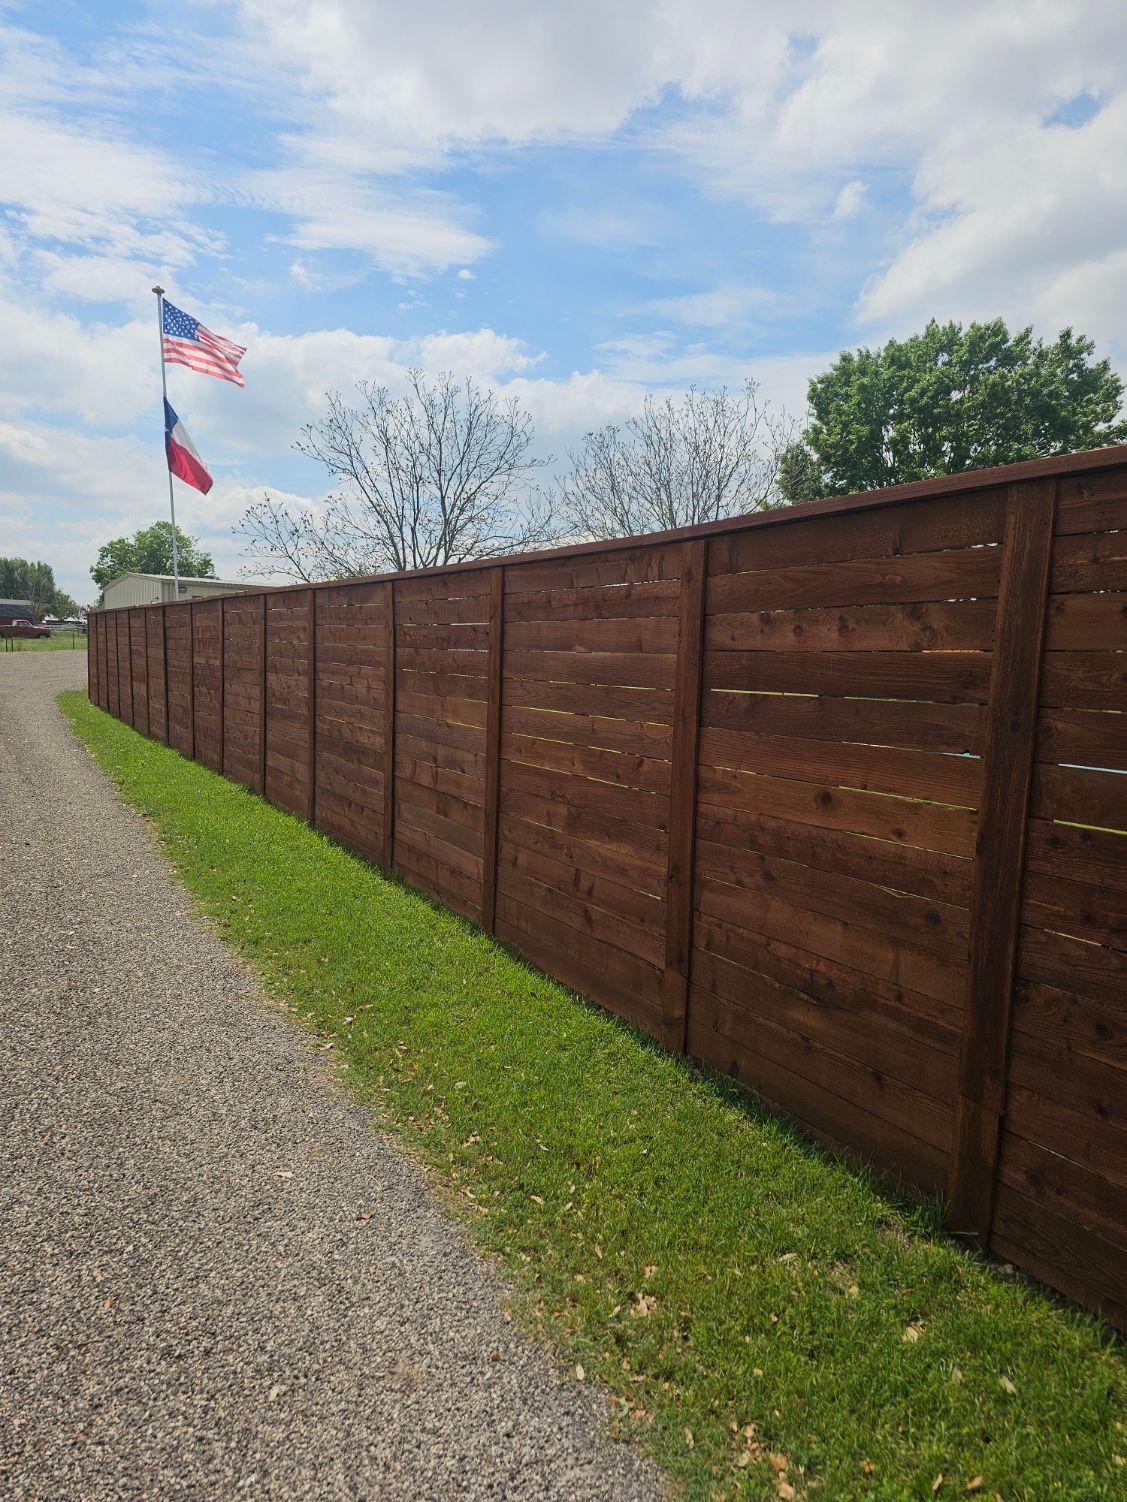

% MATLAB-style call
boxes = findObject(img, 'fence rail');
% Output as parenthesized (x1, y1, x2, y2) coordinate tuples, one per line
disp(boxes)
(90, 445, 1127, 1328)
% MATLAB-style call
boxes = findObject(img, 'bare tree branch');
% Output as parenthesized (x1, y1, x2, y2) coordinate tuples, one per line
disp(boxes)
(558, 382, 794, 540)
(236, 370, 557, 580)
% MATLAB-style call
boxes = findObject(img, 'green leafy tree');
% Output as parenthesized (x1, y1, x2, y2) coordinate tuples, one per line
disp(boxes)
(91, 522, 214, 596)
(0, 557, 76, 618)
(780, 320, 1127, 501)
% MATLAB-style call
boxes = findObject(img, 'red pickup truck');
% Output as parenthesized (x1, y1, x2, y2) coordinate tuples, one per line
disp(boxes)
(2, 618, 51, 639)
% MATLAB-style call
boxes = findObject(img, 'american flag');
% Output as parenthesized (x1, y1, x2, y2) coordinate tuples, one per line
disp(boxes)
(162, 300, 246, 387)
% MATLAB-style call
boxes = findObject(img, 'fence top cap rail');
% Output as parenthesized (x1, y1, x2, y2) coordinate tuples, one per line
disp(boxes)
(89, 440, 1127, 613)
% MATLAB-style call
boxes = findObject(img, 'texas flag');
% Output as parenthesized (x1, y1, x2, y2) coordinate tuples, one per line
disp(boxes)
(164, 399, 213, 494)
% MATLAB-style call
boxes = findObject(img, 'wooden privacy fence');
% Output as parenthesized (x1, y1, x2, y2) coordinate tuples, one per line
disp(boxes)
(89, 447, 1127, 1328)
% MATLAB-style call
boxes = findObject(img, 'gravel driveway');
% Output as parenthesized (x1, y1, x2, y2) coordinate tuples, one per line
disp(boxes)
(0, 652, 662, 1502)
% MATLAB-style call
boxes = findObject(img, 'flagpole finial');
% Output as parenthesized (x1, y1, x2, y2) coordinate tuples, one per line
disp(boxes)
(152, 284, 165, 296)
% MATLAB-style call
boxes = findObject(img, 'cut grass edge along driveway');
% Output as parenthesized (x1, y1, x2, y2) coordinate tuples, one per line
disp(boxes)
(62, 692, 1125, 1502)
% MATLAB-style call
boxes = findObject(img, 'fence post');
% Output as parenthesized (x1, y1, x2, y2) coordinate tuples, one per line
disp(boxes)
(381, 580, 396, 871)
(258, 594, 267, 795)
(481, 566, 505, 934)
(161, 606, 170, 745)
(947, 477, 1057, 1242)
(661, 538, 708, 1054)
(218, 596, 227, 775)
(188, 602, 196, 761)
(306, 588, 317, 825)
(143, 609, 152, 738)
(123, 614, 134, 725)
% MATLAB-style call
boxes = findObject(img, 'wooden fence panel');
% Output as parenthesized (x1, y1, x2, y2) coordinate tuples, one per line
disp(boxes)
(223, 594, 263, 791)
(91, 615, 101, 707)
(991, 458, 1127, 1328)
(107, 615, 115, 712)
(87, 616, 98, 703)
(86, 444, 1127, 1328)
(495, 545, 681, 1035)
(314, 580, 389, 864)
(131, 611, 150, 735)
(145, 607, 167, 742)
(165, 605, 193, 755)
(116, 613, 133, 725)
(394, 572, 489, 923)
(265, 591, 311, 817)
(105, 614, 116, 715)
(686, 492, 1005, 1194)
(192, 600, 222, 771)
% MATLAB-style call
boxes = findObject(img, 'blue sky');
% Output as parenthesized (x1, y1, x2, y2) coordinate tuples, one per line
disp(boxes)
(2, 0, 1125, 602)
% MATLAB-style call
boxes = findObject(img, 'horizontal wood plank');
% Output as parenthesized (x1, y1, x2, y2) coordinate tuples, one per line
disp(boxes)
(707, 546, 1002, 613)
(505, 578, 680, 622)
(707, 599, 996, 654)
(700, 686, 985, 755)
(1050, 530, 1127, 593)
(991, 1186, 1126, 1329)
(696, 877, 964, 1006)
(696, 762, 978, 856)
(695, 803, 973, 905)
(698, 725, 982, 807)
(1055, 465, 1127, 535)
(1043, 591, 1127, 651)
(505, 616, 679, 653)
(704, 649, 992, 704)
(709, 490, 1007, 575)
(1040, 652, 1127, 711)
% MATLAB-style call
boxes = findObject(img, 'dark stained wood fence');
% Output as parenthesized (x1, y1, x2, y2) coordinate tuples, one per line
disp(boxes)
(88, 446, 1127, 1328)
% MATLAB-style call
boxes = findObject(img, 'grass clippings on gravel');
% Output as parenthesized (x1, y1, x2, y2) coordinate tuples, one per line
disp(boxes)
(62, 690, 1126, 1502)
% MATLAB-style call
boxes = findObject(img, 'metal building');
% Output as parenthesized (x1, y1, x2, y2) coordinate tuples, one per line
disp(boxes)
(101, 573, 271, 609)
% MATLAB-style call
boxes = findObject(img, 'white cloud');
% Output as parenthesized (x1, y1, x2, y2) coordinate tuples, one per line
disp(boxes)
(234, 0, 669, 145)
(0, 297, 155, 424)
(831, 179, 865, 221)
(229, 0, 1127, 342)
(249, 167, 493, 275)
(414, 328, 538, 377)
(0, 99, 213, 266)
(643, 284, 776, 328)
(859, 93, 1127, 342)
(0, 420, 166, 602)
(593, 330, 769, 388)
(35, 252, 166, 306)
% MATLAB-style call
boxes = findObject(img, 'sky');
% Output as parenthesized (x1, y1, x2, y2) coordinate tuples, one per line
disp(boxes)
(2, 0, 1125, 604)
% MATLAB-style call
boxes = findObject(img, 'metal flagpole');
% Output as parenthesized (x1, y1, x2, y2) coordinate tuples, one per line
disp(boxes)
(152, 285, 180, 593)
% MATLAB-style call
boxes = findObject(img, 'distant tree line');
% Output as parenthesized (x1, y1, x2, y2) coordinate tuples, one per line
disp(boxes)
(0, 558, 80, 619)
(228, 317, 1126, 581)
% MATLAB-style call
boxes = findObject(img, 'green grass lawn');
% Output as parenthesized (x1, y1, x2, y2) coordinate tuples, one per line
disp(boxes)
(62, 690, 1125, 1502)
(3, 632, 87, 651)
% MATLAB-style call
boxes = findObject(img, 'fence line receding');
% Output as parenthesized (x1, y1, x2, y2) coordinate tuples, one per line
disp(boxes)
(89, 445, 1127, 1330)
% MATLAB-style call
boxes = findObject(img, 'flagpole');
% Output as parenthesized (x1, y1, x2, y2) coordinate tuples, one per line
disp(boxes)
(152, 285, 180, 593)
